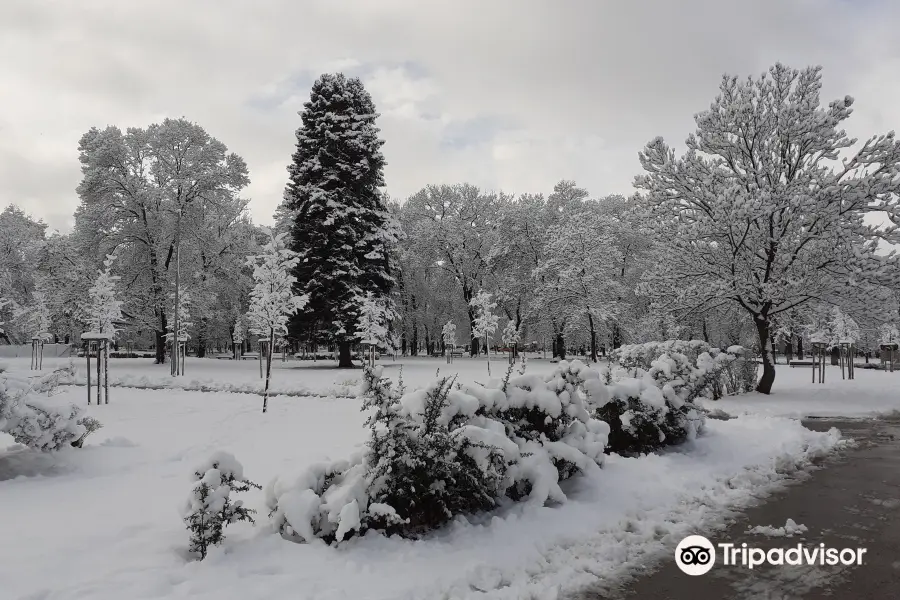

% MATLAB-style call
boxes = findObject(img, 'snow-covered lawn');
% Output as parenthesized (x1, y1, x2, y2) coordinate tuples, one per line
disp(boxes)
(7, 354, 563, 398)
(701, 363, 900, 419)
(0, 357, 848, 600)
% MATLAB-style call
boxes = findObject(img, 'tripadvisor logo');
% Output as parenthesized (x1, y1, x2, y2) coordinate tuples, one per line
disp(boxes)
(675, 535, 716, 576)
(675, 535, 868, 575)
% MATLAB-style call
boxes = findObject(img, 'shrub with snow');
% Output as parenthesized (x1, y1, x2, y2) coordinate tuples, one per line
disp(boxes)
(266, 362, 610, 543)
(183, 451, 260, 560)
(597, 375, 704, 455)
(610, 339, 711, 371)
(0, 364, 101, 451)
(718, 346, 757, 396)
(597, 346, 750, 455)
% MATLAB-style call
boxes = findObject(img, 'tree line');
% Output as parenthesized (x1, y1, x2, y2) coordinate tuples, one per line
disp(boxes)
(1, 63, 899, 393)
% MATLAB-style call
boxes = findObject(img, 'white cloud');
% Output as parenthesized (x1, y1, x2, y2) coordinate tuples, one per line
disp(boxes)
(1, 0, 898, 230)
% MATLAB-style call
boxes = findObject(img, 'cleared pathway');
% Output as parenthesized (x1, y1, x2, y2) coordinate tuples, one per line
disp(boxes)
(572, 417, 900, 599)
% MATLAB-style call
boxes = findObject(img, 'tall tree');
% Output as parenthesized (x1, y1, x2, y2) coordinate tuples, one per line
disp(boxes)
(280, 73, 396, 368)
(636, 64, 900, 393)
(402, 184, 506, 356)
(0, 205, 46, 304)
(532, 203, 623, 362)
(75, 119, 249, 364)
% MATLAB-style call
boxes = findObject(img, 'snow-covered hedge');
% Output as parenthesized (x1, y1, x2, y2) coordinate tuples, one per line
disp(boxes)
(266, 362, 610, 543)
(718, 346, 757, 395)
(597, 347, 752, 454)
(610, 340, 711, 371)
(0, 364, 101, 451)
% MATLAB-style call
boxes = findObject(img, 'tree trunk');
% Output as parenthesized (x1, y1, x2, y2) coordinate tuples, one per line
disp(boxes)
(701, 318, 710, 344)
(263, 328, 274, 413)
(797, 337, 804, 361)
(611, 323, 622, 349)
(588, 313, 598, 363)
(785, 335, 794, 362)
(155, 314, 167, 364)
(411, 325, 419, 356)
(830, 346, 840, 366)
(555, 332, 566, 360)
(197, 321, 207, 358)
(337, 339, 354, 368)
(754, 316, 775, 394)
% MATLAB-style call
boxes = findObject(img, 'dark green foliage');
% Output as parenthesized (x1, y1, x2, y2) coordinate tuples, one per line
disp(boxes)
(597, 397, 698, 456)
(184, 454, 261, 560)
(365, 377, 508, 536)
(282, 73, 395, 358)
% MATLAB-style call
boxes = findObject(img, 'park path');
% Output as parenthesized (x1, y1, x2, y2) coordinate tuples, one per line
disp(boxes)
(570, 417, 900, 599)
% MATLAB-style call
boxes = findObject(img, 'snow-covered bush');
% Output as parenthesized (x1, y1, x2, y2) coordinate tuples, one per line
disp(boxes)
(486, 360, 609, 494)
(266, 362, 610, 543)
(0, 364, 101, 451)
(597, 346, 750, 454)
(718, 346, 757, 396)
(183, 451, 260, 559)
(610, 340, 711, 371)
(596, 375, 704, 456)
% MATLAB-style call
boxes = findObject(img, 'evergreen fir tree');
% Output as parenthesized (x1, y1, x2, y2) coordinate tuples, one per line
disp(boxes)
(280, 73, 396, 368)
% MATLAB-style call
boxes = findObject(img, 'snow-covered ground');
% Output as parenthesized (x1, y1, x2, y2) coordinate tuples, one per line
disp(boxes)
(701, 362, 900, 419)
(0, 357, 861, 599)
(7, 353, 563, 398)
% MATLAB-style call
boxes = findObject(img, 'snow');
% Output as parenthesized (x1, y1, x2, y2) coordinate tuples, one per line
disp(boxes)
(700, 362, 900, 419)
(0, 356, 851, 600)
(746, 518, 809, 538)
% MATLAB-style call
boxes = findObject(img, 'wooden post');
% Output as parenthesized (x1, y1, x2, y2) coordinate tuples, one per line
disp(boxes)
(96, 341, 101, 405)
(86, 341, 92, 405)
(840, 345, 845, 380)
(259, 339, 265, 378)
(104, 340, 109, 404)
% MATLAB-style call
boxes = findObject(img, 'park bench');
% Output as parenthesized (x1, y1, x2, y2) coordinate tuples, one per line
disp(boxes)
(450, 349, 464, 358)
(789, 360, 814, 368)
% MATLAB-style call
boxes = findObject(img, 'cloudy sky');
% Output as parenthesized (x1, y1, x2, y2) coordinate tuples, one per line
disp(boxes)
(2, 0, 899, 231)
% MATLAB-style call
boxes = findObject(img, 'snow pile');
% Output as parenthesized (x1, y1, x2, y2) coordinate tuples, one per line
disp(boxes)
(184, 451, 260, 559)
(747, 518, 808, 538)
(266, 362, 610, 542)
(0, 364, 100, 451)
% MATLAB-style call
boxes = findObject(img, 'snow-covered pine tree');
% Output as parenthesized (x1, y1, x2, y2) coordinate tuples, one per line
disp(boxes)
(636, 64, 900, 393)
(183, 451, 260, 560)
(86, 253, 123, 337)
(470, 291, 499, 376)
(246, 229, 308, 413)
(280, 73, 396, 368)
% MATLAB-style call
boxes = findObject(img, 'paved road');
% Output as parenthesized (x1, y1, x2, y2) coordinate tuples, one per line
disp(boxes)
(571, 417, 900, 599)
